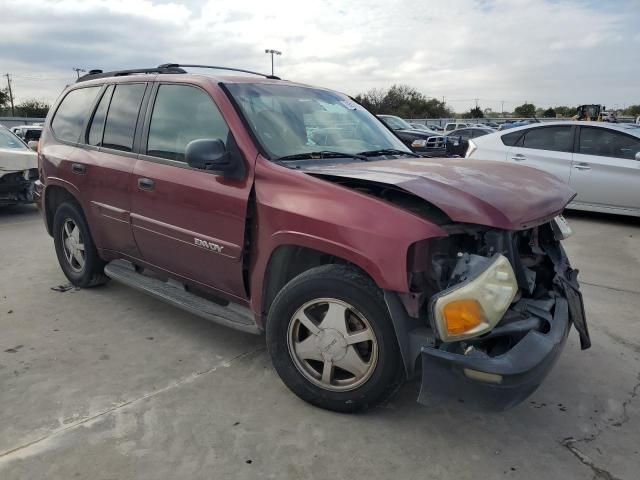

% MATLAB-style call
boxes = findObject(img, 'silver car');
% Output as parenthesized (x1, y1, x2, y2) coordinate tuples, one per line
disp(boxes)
(466, 121, 640, 217)
(0, 126, 38, 206)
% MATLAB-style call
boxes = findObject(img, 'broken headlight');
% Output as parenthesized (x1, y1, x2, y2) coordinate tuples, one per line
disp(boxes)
(430, 254, 518, 342)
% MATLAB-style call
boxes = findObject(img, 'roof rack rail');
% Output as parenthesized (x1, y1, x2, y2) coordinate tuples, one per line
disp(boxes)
(76, 65, 187, 83)
(158, 63, 281, 80)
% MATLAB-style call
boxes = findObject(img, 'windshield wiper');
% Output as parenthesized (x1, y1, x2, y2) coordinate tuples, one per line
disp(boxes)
(357, 148, 419, 158)
(277, 151, 368, 161)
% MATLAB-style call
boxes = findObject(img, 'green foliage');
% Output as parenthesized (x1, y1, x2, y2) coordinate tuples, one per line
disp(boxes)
(513, 103, 536, 117)
(624, 104, 640, 117)
(543, 108, 557, 118)
(15, 99, 50, 117)
(553, 106, 577, 117)
(461, 106, 484, 119)
(354, 84, 453, 118)
(0, 88, 9, 109)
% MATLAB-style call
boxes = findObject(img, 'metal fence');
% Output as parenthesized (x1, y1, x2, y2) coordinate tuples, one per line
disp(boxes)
(407, 117, 637, 127)
(0, 117, 46, 129)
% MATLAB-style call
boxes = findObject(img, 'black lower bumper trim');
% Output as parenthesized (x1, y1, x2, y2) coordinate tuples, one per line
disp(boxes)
(418, 296, 571, 411)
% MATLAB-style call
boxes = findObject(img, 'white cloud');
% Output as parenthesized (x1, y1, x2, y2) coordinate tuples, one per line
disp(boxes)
(0, 0, 637, 112)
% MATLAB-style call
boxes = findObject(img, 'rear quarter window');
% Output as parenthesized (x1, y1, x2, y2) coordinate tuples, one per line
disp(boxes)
(51, 87, 101, 143)
(500, 130, 524, 146)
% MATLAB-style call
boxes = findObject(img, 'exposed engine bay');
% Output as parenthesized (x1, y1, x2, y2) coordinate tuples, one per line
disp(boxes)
(0, 168, 38, 206)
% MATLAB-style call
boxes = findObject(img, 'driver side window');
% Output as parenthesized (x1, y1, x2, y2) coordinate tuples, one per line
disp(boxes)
(147, 84, 229, 162)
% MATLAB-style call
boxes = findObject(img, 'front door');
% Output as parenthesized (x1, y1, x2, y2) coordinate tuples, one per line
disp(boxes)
(130, 83, 253, 299)
(570, 126, 640, 212)
(507, 125, 575, 182)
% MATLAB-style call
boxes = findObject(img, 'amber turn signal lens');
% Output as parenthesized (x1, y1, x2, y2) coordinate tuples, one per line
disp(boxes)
(443, 299, 483, 334)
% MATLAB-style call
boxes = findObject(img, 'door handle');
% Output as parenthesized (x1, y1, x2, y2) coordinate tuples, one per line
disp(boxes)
(573, 163, 591, 170)
(71, 163, 86, 174)
(511, 154, 526, 161)
(137, 178, 155, 191)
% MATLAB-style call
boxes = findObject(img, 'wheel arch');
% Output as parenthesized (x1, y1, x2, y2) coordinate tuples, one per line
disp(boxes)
(257, 238, 383, 325)
(43, 182, 83, 236)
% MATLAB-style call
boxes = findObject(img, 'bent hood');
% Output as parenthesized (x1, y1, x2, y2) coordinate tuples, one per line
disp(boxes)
(304, 158, 575, 230)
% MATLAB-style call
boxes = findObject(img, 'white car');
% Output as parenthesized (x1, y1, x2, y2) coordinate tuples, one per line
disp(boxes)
(0, 126, 38, 206)
(444, 122, 470, 133)
(466, 121, 640, 216)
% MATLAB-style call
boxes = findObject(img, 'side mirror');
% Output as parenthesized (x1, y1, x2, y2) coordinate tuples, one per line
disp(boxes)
(28, 140, 39, 151)
(185, 139, 236, 176)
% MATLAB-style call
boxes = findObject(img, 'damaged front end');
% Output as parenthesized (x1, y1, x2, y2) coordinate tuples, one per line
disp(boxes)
(0, 168, 39, 206)
(387, 217, 590, 411)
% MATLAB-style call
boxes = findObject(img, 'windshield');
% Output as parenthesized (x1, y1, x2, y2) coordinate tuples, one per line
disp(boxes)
(0, 129, 28, 150)
(225, 83, 411, 159)
(381, 115, 412, 130)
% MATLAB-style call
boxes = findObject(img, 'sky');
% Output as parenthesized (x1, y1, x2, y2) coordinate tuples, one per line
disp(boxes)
(0, 0, 638, 113)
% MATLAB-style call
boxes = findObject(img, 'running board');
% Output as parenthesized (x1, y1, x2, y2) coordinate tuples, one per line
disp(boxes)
(104, 260, 261, 335)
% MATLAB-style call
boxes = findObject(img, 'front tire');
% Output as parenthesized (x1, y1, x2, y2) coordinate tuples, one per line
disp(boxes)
(53, 201, 108, 288)
(266, 265, 404, 412)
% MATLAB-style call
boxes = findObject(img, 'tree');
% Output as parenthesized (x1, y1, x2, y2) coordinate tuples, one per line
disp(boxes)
(0, 88, 9, 109)
(543, 107, 556, 118)
(354, 84, 453, 118)
(462, 106, 484, 119)
(553, 106, 576, 117)
(513, 103, 536, 118)
(15, 99, 50, 117)
(624, 105, 640, 117)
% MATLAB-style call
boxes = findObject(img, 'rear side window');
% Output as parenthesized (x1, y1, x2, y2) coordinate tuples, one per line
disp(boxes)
(579, 127, 640, 160)
(521, 126, 573, 152)
(500, 130, 524, 146)
(102, 83, 146, 152)
(51, 87, 101, 143)
(87, 85, 114, 146)
(146, 84, 229, 162)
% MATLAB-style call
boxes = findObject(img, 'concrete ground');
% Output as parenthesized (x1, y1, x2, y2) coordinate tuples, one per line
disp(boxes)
(1, 205, 638, 480)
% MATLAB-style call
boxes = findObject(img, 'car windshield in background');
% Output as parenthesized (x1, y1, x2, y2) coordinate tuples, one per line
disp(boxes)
(380, 115, 413, 130)
(0, 129, 28, 150)
(224, 83, 411, 160)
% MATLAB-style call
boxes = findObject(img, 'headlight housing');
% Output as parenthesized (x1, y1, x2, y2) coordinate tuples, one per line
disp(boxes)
(411, 139, 427, 148)
(430, 254, 518, 342)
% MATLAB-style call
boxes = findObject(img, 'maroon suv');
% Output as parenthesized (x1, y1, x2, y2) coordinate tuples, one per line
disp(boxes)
(35, 64, 590, 412)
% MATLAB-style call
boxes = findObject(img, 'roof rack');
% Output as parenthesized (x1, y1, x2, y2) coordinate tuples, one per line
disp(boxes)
(76, 63, 280, 83)
(76, 65, 187, 83)
(158, 64, 280, 80)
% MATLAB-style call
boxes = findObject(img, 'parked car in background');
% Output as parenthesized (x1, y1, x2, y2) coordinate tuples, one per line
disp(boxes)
(445, 126, 495, 156)
(0, 125, 38, 206)
(466, 121, 640, 216)
(484, 121, 500, 129)
(11, 125, 43, 143)
(408, 122, 443, 135)
(427, 123, 444, 132)
(444, 122, 470, 133)
(36, 64, 589, 412)
(378, 115, 446, 156)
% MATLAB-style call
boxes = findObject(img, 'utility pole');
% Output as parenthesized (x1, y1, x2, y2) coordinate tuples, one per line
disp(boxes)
(264, 49, 282, 76)
(501, 100, 505, 117)
(72, 67, 86, 79)
(5, 73, 15, 116)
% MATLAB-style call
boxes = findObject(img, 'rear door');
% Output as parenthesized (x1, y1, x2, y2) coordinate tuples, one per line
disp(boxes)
(507, 125, 575, 182)
(130, 82, 253, 299)
(79, 82, 149, 257)
(570, 126, 640, 212)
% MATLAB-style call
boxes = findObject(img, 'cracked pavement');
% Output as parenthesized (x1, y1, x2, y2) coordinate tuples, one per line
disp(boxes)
(1, 206, 639, 479)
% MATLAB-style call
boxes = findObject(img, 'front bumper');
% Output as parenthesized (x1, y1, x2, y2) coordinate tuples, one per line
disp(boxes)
(419, 294, 571, 410)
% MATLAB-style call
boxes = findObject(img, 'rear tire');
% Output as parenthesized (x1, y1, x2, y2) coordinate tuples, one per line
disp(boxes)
(266, 264, 404, 413)
(53, 201, 108, 288)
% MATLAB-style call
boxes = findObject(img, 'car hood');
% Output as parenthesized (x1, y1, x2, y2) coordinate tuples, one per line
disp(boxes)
(0, 148, 37, 174)
(304, 158, 575, 230)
